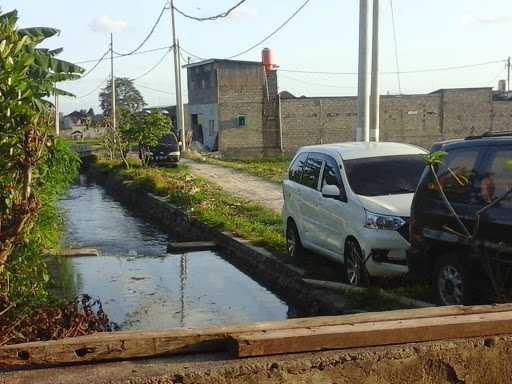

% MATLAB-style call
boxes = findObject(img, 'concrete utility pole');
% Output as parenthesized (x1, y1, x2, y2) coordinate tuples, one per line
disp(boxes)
(357, 0, 371, 142)
(171, 0, 186, 151)
(370, 0, 380, 142)
(110, 33, 117, 132)
(177, 39, 186, 146)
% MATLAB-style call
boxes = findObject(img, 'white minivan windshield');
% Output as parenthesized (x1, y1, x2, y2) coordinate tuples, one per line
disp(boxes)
(345, 154, 426, 196)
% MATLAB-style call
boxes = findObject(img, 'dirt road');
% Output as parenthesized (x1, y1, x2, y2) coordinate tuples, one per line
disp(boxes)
(183, 159, 283, 213)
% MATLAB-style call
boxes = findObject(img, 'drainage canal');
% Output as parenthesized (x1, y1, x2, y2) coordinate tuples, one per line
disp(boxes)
(53, 177, 295, 330)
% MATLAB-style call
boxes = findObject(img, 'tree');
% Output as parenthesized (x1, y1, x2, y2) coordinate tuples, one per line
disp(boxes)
(99, 77, 146, 117)
(120, 111, 172, 167)
(0, 10, 82, 267)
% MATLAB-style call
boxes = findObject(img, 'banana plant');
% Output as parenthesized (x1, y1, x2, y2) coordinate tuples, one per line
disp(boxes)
(0, 9, 84, 266)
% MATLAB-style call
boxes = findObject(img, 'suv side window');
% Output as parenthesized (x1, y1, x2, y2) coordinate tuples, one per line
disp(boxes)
(429, 149, 480, 204)
(321, 155, 347, 201)
(478, 148, 512, 207)
(302, 153, 323, 190)
(288, 152, 308, 183)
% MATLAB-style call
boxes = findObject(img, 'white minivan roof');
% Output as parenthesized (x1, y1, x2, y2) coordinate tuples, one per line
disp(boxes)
(299, 142, 427, 160)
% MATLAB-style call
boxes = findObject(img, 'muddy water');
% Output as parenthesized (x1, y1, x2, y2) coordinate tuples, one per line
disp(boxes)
(55, 177, 292, 330)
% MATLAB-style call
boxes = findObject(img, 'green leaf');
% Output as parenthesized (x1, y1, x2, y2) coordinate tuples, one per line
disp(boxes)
(0, 10, 19, 25)
(18, 27, 60, 41)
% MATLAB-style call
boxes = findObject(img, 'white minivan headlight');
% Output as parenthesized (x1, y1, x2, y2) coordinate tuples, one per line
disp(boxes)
(364, 210, 406, 231)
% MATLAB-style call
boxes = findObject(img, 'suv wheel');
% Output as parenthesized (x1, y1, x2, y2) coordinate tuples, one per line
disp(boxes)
(344, 238, 368, 286)
(286, 221, 304, 259)
(433, 253, 471, 306)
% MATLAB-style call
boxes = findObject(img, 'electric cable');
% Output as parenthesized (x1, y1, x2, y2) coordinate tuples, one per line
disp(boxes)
(279, 60, 508, 76)
(173, 0, 248, 21)
(77, 48, 110, 79)
(134, 82, 176, 95)
(113, 1, 170, 56)
(131, 47, 172, 81)
(280, 74, 356, 89)
(389, 0, 402, 93)
(224, 0, 311, 59)
(75, 78, 108, 99)
(74, 46, 172, 65)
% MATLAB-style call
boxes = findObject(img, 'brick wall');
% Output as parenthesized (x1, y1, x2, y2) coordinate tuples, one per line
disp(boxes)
(217, 62, 267, 157)
(439, 88, 493, 139)
(493, 101, 512, 131)
(280, 88, 512, 154)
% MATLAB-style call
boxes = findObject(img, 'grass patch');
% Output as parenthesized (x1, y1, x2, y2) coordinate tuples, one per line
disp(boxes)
(194, 155, 291, 184)
(342, 287, 409, 311)
(92, 159, 287, 255)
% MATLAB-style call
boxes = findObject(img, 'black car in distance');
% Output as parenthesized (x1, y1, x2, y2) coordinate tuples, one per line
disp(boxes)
(408, 131, 512, 306)
(150, 132, 181, 166)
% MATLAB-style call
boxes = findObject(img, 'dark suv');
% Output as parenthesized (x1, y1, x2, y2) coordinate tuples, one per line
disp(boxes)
(408, 132, 512, 306)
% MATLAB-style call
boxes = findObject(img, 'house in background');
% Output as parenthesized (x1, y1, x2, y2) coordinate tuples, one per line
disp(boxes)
(184, 49, 280, 157)
(60, 108, 104, 140)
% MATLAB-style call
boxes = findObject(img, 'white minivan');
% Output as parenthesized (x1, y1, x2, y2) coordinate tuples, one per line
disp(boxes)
(282, 142, 428, 285)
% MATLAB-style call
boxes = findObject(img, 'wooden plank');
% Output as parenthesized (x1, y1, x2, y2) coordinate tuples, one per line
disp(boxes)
(231, 311, 512, 358)
(167, 241, 217, 254)
(57, 248, 99, 257)
(2, 304, 512, 368)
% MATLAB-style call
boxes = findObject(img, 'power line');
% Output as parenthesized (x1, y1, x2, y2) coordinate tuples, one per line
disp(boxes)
(487, 67, 507, 87)
(77, 49, 110, 79)
(280, 74, 356, 89)
(131, 47, 172, 81)
(74, 46, 172, 65)
(224, 0, 311, 59)
(180, 45, 205, 61)
(113, 1, 170, 56)
(389, 0, 402, 94)
(279, 60, 508, 76)
(173, 0, 248, 21)
(134, 82, 176, 95)
(75, 78, 108, 99)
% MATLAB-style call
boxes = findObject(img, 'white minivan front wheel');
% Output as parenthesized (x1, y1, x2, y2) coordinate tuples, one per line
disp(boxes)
(344, 238, 368, 287)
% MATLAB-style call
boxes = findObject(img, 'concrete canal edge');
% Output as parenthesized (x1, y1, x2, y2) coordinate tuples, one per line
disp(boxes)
(85, 166, 431, 315)
(4, 334, 512, 383)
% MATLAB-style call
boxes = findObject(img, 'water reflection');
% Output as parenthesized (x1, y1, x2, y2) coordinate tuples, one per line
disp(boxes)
(56, 180, 291, 330)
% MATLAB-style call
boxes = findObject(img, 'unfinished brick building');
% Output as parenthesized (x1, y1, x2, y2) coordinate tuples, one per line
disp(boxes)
(185, 52, 512, 158)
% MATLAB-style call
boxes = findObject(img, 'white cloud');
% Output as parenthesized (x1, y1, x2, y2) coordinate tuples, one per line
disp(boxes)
(227, 6, 258, 21)
(90, 16, 129, 33)
(462, 14, 512, 26)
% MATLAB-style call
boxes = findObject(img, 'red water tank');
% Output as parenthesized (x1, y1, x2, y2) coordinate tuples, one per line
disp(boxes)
(262, 48, 274, 73)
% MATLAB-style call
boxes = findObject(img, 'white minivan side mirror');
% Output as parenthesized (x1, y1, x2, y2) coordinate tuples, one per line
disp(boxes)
(322, 184, 341, 198)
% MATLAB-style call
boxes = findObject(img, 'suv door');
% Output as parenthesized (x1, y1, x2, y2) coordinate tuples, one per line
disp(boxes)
(474, 145, 512, 245)
(298, 153, 324, 246)
(414, 147, 486, 245)
(316, 154, 349, 260)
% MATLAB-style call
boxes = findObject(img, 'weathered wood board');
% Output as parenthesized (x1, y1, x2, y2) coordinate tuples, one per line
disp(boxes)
(2, 304, 512, 368)
(167, 241, 217, 254)
(231, 311, 512, 357)
(57, 248, 99, 257)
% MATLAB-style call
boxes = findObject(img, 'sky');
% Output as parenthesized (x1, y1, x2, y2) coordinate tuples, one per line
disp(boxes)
(4, 0, 512, 114)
